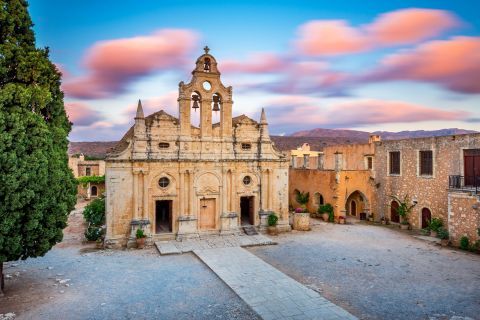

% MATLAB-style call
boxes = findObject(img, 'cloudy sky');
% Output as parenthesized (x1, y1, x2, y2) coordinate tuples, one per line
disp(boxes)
(29, 0, 480, 141)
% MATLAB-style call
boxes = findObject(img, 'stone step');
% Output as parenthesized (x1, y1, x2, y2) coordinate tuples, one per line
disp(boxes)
(242, 225, 258, 235)
(155, 241, 182, 255)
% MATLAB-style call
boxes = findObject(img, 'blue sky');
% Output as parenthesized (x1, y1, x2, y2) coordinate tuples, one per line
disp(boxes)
(29, 1, 480, 141)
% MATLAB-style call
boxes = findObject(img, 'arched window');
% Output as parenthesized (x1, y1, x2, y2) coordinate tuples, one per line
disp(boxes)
(91, 186, 98, 197)
(314, 193, 324, 206)
(203, 58, 211, 72)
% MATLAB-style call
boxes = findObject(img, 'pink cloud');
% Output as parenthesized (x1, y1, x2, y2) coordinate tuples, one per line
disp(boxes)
(265, 97, 469, 129)
(123, 92, 178, 119)
(65, 102, 104, 126)
(221, 53, 287, 73)
(364, 36, 480, 93)
(295, 8, 458, 56)
(63, 29, 199, 99)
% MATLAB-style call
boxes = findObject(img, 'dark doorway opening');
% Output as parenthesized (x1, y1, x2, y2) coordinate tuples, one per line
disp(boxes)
(155, 200, 172, 233)
(240, 196, 254, 225)
(421, 208, 432, 229)
(391, 201, 400, 223)
(350, 200, 357, 216)
(91, 185, 98, 197)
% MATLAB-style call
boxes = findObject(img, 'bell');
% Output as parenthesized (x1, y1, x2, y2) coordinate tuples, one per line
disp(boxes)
(212, 95, 220, 112)
(192, 95, 200, 111)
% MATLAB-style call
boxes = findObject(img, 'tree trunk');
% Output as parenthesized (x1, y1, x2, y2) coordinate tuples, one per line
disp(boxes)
(0, 262, 4, 295)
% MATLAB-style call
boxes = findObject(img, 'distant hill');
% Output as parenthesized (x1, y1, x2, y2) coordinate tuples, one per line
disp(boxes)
(290, 128, 478, 141)
(68, 141, 118, 159)
(270, 136, 366, 151)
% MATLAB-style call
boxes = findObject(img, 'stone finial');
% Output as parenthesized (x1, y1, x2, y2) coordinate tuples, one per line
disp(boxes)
(204, 46, 210, 54)
(260, 108, 268, 125)
(136, 99, 144, 119)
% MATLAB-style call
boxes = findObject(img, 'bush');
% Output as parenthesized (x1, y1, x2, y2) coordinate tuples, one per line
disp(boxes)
(83, 197, 105, 241)
(460, 236, 470, 250)
(318, 204, 333, 214)
(267, 213, 278, 227)
(85, 224, 104, 241)
(136, 228, 146, 239)
(427, 218, 443, 232)
(437, 227, 449, 240)
(328, 210, 334, 222)
(83, 198, 105, 226)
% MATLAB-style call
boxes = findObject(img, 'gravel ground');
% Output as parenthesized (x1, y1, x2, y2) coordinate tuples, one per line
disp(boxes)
(248, 220, 480, 320)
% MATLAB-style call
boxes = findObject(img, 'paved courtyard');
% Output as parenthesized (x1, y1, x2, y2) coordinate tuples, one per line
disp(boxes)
(248, 219, 480, 320)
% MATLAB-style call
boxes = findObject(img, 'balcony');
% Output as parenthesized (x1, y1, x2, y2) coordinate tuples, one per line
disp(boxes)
(448, 175, 479, 194)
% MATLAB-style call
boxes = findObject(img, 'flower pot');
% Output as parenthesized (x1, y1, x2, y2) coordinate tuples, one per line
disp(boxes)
(136, 237, 146, 249)
(430, 231, 438, 238)
(322, 213, 329, 222)
(293, 213, 310, 231)
(267, 226, 278, 236)
(400, 224, 409, 230)
(441, 239, 449, 247)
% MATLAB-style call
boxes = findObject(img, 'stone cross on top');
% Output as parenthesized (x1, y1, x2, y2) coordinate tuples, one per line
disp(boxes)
(203, 46, 210, 54)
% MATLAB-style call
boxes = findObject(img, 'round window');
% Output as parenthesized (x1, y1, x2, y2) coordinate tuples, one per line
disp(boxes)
(243, 176, 251, 186)
(202, 81, 211, 91)
(158, 177, 170, 188)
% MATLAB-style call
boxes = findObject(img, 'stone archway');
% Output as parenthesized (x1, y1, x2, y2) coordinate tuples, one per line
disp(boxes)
(345, 191, 369, 220)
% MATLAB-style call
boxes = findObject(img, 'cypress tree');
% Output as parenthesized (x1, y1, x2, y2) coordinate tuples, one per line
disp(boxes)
(0, 0, 77, 293)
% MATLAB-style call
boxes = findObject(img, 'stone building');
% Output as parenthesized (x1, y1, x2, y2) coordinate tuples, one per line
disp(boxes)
(68, 153, 105, 199)
(105, 48, 290, 247)
(289, 135, 379, 220)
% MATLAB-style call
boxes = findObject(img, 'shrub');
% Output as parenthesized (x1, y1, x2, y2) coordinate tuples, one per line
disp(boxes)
(328, 210, 334, 223)
(83, 198, 106, 226)
(267, 213, 278, 227)
(294, 189, 309, 210)
(318, 204, 334, 214)
(136, 228, 146, 239)
(460, 236, 470, 250)
(85, 225, 104, 241)
(437, 227, 449, 240)
(427, 218, 443, 232)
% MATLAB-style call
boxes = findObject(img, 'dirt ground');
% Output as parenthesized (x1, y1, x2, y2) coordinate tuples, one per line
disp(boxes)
(249, 219, 480, 320)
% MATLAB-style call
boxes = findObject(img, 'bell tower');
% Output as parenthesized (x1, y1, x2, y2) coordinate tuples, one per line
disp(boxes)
(178, 46, 233, 138)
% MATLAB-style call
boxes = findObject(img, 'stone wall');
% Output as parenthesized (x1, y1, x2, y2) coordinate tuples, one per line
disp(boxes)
(448, 192, 480, 246)
(374, 134, 480, 227)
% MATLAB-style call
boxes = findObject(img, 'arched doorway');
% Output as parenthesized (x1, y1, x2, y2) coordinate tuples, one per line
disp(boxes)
(351, 200, 357, 216)
(345, 191, 368, 220)
(391, 201, 400, 223)
(421, 208, 432, 229)
(91, 185, 98, 197)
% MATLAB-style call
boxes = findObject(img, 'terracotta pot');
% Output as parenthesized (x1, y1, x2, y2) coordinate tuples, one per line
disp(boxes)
(322, 213, 329, 222)
(267, 226, 278, 236)
(400, 224, 409, 230)
(441, 239, 449, 247)
(136, 237, 146, 249)
(293, 213, 310, 231)
(430, 231, 438, 238)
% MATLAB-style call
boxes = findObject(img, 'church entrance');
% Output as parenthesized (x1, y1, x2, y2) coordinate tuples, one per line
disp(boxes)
(199, 198, 216, 230)
(240, 196, 254, 225)
(155, 200, 172, 233)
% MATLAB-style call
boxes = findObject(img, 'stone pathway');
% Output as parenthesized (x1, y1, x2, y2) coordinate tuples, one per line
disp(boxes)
(195, 247, 358, 320)
(155, 234, 276, 255)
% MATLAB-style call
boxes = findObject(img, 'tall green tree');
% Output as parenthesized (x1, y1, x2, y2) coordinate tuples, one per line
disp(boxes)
(0, 0, 77, 293)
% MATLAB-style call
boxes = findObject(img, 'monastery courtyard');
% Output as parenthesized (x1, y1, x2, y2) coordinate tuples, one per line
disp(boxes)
(1, 205, 479, 320)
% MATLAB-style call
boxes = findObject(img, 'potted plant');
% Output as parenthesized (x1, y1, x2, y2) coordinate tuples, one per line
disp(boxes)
(390, 194, 416, 230)
(293, 190, 310, 231)
(267, 213, 279, 236)
(95, 238, 103, 249)
(136, 228, 147, 249)
(338, 216, 346, 224)
(427, 218, 443, 238)
(437, 227, 449, 246)
(318, 204, 333, 222)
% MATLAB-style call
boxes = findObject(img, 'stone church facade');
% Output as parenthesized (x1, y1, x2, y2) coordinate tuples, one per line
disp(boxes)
(105, 49, 290, 247)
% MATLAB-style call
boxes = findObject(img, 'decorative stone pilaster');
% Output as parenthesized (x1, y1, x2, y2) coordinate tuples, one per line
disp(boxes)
(220, 212, 240, 235)
(177, 216, 199, 240)
(258, 210, 269, 232)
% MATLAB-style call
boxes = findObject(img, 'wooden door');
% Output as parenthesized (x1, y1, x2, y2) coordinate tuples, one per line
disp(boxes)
(421, 208, 431, 229)
(200, 198, 216, 230)
(464, 149, 480, 186)
(351, 200, 357, 216)
(391, 201, 400, 223)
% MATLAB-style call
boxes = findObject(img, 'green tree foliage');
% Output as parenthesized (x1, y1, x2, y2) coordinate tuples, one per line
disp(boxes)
(83, 197, 105, 241)
(0, 0, 77, 292)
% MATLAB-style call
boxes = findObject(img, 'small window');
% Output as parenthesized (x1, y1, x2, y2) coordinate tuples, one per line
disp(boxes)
(389, 151, 400, 175)
(243, 176, 251, 185)
(367, 157, 373, 170)
(420, 150, 433, 176)
(241, 143, 251, 150)
(85, 167, 91, 176)
(159, 142, 170, 149)
(158, 177, 170, 188)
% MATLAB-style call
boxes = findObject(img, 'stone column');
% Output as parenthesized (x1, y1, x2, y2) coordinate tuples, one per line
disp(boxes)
(142, 172, 149, 220)
(133, 171, 139, 220)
